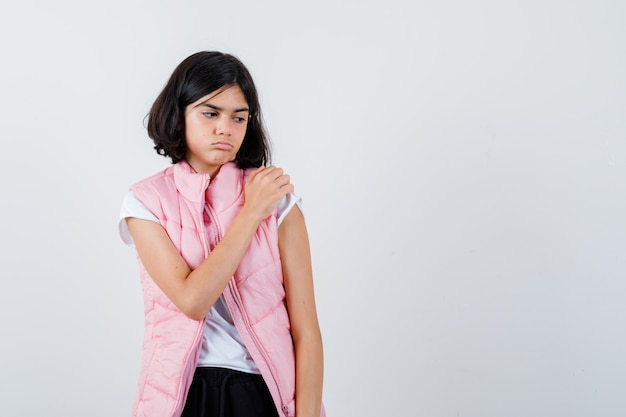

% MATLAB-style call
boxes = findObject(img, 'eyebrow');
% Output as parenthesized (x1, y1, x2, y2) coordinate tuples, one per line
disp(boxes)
(196, 103, 250, 113)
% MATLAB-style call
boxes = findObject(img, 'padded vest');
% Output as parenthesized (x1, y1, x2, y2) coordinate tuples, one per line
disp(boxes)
(129, 161, 306, 417)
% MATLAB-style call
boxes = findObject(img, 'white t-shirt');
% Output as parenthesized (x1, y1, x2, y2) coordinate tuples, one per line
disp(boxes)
(119, 191, 302, 373)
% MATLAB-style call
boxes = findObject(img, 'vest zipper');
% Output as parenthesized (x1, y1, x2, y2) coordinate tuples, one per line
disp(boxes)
(205, 203, 286, 413)
(225, 282, 286, 413)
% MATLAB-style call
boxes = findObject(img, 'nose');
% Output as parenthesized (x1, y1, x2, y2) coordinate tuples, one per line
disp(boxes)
(215, 116, 231, 136)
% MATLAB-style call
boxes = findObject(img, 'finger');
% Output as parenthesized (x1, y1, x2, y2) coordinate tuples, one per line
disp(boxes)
(275, 174, 291, 188)
(257, 166, 284, 180)
(281, 183, 295, 195)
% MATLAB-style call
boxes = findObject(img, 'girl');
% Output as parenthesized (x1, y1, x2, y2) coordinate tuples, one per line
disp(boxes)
(119, 51, 325, 417)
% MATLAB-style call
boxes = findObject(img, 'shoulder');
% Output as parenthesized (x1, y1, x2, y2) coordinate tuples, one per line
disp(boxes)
(129, 164, 182, 206)
(130, 165, 175, 192)
(119, 191, 159, 246)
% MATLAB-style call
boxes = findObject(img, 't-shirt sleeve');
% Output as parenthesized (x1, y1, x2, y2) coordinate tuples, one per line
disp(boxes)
(276, 192, 303, 226)
(118, 191, 159, 246)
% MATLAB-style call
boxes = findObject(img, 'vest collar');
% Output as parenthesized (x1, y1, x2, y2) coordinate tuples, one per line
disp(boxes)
(173, 160, 244, 211)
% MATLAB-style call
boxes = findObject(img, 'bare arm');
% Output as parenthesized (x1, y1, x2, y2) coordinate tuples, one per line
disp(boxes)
(279, 207, 324, 417)
(127, 166, 293, 321)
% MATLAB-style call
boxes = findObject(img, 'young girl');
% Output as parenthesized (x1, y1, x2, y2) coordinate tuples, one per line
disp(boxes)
(119, 51, 325, 417)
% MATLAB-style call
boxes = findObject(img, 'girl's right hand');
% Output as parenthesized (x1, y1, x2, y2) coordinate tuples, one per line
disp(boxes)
(242, 166, 294, 222)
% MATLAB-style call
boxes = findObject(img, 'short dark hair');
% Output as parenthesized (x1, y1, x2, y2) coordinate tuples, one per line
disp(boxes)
(146, 51, 271, 168)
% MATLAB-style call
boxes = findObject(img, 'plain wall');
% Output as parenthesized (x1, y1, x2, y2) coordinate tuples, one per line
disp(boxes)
(1, 1, 624, 416)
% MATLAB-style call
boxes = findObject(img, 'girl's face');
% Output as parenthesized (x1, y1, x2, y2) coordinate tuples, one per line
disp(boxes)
(184, 85, 249, 177)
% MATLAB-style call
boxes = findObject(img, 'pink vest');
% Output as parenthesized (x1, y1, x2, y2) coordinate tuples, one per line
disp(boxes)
(129, 161, 313, 417)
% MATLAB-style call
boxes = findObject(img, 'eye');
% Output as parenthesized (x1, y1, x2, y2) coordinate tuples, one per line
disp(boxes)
(202, 111, 218, 118)
(233, 116, 247, 123)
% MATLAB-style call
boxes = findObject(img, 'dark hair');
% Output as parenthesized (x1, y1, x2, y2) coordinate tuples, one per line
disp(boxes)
(146, 51, 271, 168)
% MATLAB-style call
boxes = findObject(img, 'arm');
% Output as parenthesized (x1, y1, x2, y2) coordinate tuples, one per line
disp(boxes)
(127, 166, 293, 321)
(279, 207, 324, 417)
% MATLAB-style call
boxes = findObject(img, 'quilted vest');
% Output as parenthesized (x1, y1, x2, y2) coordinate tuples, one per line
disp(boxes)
(128, 161, 305, 417)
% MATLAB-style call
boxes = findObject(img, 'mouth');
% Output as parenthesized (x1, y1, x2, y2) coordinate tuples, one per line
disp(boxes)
(212, 142, 233, 151)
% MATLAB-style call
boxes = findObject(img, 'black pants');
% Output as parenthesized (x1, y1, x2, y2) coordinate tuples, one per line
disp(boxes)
(181, 367, 280, 417)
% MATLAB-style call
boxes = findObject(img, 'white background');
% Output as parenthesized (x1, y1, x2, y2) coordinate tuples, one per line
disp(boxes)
(1, 1, 625, 416)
